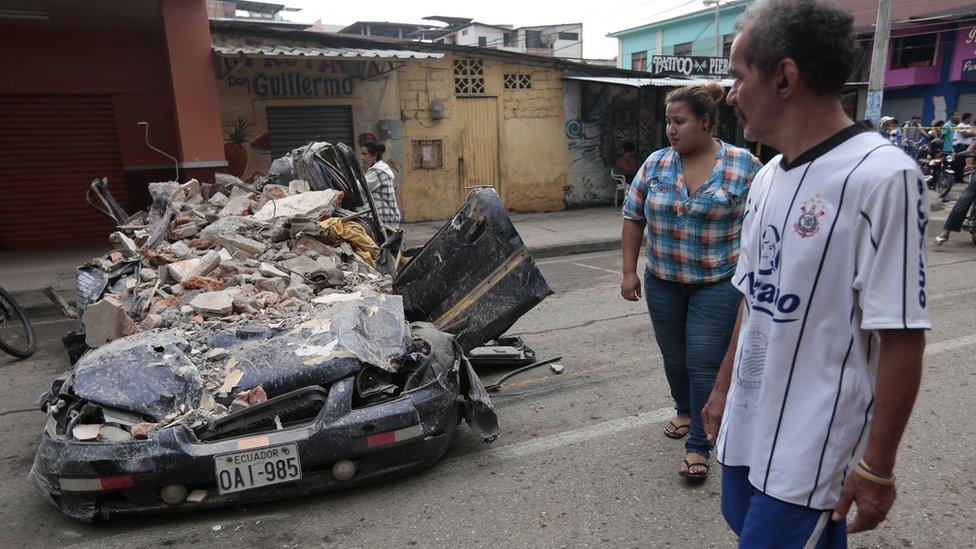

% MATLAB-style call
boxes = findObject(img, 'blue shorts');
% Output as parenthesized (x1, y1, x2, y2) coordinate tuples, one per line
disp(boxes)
(721, 465, 847, 548)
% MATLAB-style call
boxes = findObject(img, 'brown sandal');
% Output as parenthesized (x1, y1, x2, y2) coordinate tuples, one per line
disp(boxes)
(679, 458, 709, 481)
(664, 420, 691, 439)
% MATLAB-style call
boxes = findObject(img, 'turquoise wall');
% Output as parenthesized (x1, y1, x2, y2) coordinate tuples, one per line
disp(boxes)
(613, 1, 755, 69)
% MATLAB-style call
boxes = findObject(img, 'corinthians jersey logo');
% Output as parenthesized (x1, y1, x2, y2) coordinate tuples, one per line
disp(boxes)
(794, 194, 827, 238)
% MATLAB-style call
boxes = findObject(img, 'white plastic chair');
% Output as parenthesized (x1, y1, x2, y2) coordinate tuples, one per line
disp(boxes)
(611, 170, 629, 207)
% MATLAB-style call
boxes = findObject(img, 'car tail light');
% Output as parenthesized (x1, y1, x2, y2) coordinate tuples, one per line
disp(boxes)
(365, 424, 424, 449)
(59, 475, 134, 492)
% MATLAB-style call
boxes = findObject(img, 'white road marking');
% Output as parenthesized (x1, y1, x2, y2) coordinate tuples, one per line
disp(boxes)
(569, 262, 620, 275)
(925, 333, 976, 356)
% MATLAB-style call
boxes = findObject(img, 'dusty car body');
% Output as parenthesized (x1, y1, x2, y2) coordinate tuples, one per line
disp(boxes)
(28, 145, 552, 521)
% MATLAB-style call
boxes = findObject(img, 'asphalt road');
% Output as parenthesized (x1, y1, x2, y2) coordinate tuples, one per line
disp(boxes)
(2, 228, 975, 548)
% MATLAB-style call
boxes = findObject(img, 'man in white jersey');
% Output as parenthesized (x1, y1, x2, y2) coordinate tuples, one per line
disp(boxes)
(700, 1, 930, 546)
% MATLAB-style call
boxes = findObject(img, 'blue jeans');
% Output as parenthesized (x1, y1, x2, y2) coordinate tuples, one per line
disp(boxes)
(943, 174, 976, 232)
(644, 270, 741, 458)
(722, 465, 847, 547)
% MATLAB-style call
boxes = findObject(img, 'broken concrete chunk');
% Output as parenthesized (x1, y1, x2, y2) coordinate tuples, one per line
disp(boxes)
(169, 223, 199, 240)
(236, 385, 268, 405)
(259, 262, 288, 278)
(83, 296, 138, 348)
(190, 291, 234, 317)
(131, 422, 157, 439)
(109, 231, 139, 255)
(279, 255, 321, 277)
(209, 191, 229, 208)
(289, 179, 310, 193)
(148, 295, 179, 315)
(312, 291, 362, 305)
(72, 424, 102, 441)
(251, 189, 343, 222)
(219, 369, 244, 396)
(141, 313, 165, 330)
(183, 276, 225, 292)
(206, 348, 230, 361)
(218, 192, 254, 217)
(216, 234, 267, 257)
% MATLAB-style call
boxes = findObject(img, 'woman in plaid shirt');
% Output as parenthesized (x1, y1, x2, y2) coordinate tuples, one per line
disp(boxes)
(360, 141, 401, 229)
(621, 82, 762, 481)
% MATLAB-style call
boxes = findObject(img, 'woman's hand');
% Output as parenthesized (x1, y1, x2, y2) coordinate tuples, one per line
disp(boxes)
(621, 272, 642, 301)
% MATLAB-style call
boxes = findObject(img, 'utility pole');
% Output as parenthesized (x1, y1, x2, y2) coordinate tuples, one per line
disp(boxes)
(703, 0, 722, 57)
(714, 0, 721, 57)
(866, 0, 893, 125)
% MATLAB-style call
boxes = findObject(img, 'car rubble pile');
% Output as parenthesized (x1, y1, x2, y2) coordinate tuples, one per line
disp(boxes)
(29, 142, 553, 520)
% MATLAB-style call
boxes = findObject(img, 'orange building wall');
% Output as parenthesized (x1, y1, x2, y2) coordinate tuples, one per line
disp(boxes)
(0, 25, 180, 168)
(160, 0, 227, 166)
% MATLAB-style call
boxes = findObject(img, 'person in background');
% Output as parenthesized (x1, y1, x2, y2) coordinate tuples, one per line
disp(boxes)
(902, 115, 925, 156)
(941, 112, 959, 155)
(954, 112, 973, 153)
(620, 81, 761, 482)
(615, 141, 639, 182)
(703, 0, 929, 545)
(886, 118, 903, 147)
(359, 141, 401, 229)
(927, 119, 944, 142)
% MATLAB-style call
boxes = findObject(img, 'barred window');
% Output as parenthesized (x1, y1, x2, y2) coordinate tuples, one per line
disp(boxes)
(454, 58, 486, 95)
(503, 73, 533, 90)
(411, 139, 444, 170)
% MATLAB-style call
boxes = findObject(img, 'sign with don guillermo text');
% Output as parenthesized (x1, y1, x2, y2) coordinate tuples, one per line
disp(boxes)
(226, 72, 355, 98)
(650, 55, 730, 78)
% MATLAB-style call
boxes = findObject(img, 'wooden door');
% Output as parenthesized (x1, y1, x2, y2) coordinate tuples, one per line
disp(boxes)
(455, 97, 500, 198)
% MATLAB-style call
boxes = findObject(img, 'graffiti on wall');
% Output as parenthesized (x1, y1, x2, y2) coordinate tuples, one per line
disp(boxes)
(565, 118, 603, 162)
(565, 82, 656, 208)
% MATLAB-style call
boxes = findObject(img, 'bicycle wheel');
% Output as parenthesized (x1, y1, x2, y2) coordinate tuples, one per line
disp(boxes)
(0, 286, 37, 359)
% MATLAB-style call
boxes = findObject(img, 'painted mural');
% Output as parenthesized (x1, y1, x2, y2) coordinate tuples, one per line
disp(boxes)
(563, 82, 656, 208)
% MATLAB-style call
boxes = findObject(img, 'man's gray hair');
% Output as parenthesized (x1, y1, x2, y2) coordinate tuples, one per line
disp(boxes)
(735, 0, 859, 96)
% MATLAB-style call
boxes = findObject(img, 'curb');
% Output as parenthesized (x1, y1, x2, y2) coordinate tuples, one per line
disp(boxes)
(528, 238, 619, 259)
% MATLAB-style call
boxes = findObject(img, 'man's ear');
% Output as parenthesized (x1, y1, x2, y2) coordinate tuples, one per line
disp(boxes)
(775, 58, 800, 99)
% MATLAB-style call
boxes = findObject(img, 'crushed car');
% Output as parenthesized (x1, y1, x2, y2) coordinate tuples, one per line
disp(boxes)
(28, 142, 552, 521)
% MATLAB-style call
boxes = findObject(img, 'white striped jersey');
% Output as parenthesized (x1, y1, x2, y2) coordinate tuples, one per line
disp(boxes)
(716, 125, 931, 510)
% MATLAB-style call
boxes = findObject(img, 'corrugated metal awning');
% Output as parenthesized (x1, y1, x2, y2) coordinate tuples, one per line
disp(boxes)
(563, 75, 735, 88)
(213, 44, 445, 60)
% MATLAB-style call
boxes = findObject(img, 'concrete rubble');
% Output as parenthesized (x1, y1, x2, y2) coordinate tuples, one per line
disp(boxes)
(74, 176, 395, 430)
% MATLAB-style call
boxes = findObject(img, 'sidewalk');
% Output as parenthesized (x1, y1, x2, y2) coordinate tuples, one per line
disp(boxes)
(0, 206, 623, 318)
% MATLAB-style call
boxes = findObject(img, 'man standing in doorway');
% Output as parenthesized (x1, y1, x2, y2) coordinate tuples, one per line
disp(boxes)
(701, 0, 930, 546)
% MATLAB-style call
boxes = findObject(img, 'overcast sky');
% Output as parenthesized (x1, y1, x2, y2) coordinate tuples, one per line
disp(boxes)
(279, 0, 710, 60)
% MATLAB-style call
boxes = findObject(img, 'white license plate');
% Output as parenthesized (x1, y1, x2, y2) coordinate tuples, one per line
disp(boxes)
(214, 443, 301, 495)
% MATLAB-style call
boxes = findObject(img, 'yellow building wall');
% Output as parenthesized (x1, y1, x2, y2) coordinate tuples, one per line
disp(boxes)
(397, 55, 569, 221)
(211, 38, 570, 222)
(499, 63, 568, 212)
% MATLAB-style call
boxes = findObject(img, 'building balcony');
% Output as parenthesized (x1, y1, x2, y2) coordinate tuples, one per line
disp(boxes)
(885, 64, 941, 88)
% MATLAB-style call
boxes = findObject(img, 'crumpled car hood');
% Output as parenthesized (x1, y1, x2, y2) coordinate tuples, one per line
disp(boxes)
(71, 296, 411, 422)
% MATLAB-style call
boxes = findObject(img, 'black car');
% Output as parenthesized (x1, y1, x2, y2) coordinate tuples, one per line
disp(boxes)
(28, 146, 552, 521)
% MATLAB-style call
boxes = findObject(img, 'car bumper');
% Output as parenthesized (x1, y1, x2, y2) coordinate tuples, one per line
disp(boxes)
(29, 377, 459, 520)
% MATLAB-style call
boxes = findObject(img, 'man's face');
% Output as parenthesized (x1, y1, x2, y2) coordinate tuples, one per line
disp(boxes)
(726, 32, 780, 144)
(952, 113, 961, 123)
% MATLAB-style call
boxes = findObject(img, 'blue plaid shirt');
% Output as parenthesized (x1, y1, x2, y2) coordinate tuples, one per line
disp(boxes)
(622, 141, 762, 284)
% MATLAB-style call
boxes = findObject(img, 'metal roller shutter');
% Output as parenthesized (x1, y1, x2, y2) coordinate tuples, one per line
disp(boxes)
(956, 93, 976, 116)
(880, 96, 924, 124)
(266, 105, 355, 155)
(0, 94, 128, 250)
